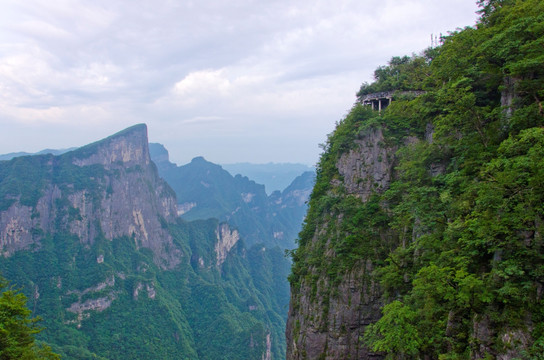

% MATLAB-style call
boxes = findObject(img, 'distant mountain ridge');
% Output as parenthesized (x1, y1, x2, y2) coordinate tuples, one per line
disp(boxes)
(150, 143, 315, 249)
(0, 148, 76, 161)
(221, 162, 314, 194)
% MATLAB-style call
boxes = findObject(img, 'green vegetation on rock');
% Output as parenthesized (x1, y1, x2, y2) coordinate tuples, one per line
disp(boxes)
(288, 0, 544, 358)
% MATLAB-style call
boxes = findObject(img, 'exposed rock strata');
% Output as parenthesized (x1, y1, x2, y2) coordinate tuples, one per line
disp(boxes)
(286, 261, 383, 359)
(65, 275, 118, 328)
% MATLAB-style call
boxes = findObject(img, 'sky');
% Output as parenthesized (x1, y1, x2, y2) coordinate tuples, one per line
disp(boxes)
(0, 0, 480, 166)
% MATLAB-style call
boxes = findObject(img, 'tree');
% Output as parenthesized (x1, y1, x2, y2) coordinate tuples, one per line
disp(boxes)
(0, 276, 59, 360)
(364, 301, 421, 359)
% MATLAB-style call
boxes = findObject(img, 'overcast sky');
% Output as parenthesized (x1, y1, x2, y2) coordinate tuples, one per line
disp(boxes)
(0, 0, 480, 166)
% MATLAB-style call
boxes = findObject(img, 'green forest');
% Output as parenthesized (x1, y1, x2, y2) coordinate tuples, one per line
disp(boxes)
(0, 276, 59, 359)
(0, 218, 290, 359)
(289, 0, 544, 358)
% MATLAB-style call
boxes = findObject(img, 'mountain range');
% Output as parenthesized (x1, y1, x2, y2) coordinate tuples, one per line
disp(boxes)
(149, 143, 314, 250)
(220, 163, 314, 195)
(0, 124, 292, 359)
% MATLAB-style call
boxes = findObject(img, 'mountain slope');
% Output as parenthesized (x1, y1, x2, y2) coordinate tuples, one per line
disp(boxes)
(0, 124, 179, 268)
(0, 124, 289, 359)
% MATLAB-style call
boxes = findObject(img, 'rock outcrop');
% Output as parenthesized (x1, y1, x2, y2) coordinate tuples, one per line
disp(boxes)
(336, 128, 394, 201)
(286, 261, 383, 359)
(215, 223, 240, 266)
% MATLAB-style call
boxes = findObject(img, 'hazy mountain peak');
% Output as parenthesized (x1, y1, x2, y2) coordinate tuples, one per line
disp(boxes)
(148, 142, 170, 164)
(69, 123, 150, 169)
(191, 156, 207, 163)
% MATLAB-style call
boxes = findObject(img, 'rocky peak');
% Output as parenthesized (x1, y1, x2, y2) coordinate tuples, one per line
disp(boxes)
(71, 124, 150, 169)
(149, 143, 171, 166)
(0, 124, 180, 268)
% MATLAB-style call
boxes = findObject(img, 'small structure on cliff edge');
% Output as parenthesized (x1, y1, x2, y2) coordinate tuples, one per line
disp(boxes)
(359, 90, 426, 111)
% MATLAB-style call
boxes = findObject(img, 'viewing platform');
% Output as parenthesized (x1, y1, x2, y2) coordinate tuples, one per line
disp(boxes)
(359, 90, 426, 111)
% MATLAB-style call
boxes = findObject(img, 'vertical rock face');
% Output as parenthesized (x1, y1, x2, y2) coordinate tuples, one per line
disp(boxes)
(72, 124, 151, 169)
(286, 127, 392, 360)
(262, 333, 272, 360)
(0, 124, 180, 268)
(0, 182, 62, 256)
(336, 128, 394, 201)
(286, 262, 383, 360)
(500, 76, 519, 117)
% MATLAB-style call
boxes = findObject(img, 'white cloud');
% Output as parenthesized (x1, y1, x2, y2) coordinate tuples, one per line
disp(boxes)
(173, 69, 231, 100)
(15, 20, 73, 40)
(0, 0, 480, 164)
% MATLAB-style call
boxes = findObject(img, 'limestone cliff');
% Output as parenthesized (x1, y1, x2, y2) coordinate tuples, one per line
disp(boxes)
(0, 124, 180, 268)
(285, 118, 451, 359)
(336, 128, 394, 201)
(215, 223, 240, 266)
(286, 123, 392, 360)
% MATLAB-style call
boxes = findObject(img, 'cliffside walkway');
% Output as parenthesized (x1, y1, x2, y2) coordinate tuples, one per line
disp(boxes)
(359, 90, 426, 111)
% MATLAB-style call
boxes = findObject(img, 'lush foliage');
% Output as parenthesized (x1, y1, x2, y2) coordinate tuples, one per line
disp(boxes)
(356, 51, 435, 100)
(290, 0, 544, 358)
(0, 218, 290, 359)
(0, 276, 59, 360)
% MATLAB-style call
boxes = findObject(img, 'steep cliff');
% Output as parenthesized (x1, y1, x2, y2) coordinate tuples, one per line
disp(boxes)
(287, 1, 544, 358)
(0, 124, 179, 268)
(286, 108, 394, 359)
(0, 125, 290, 359)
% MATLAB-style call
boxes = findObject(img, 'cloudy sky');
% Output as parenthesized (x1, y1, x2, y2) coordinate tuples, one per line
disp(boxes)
(0, 0, 479, 166)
